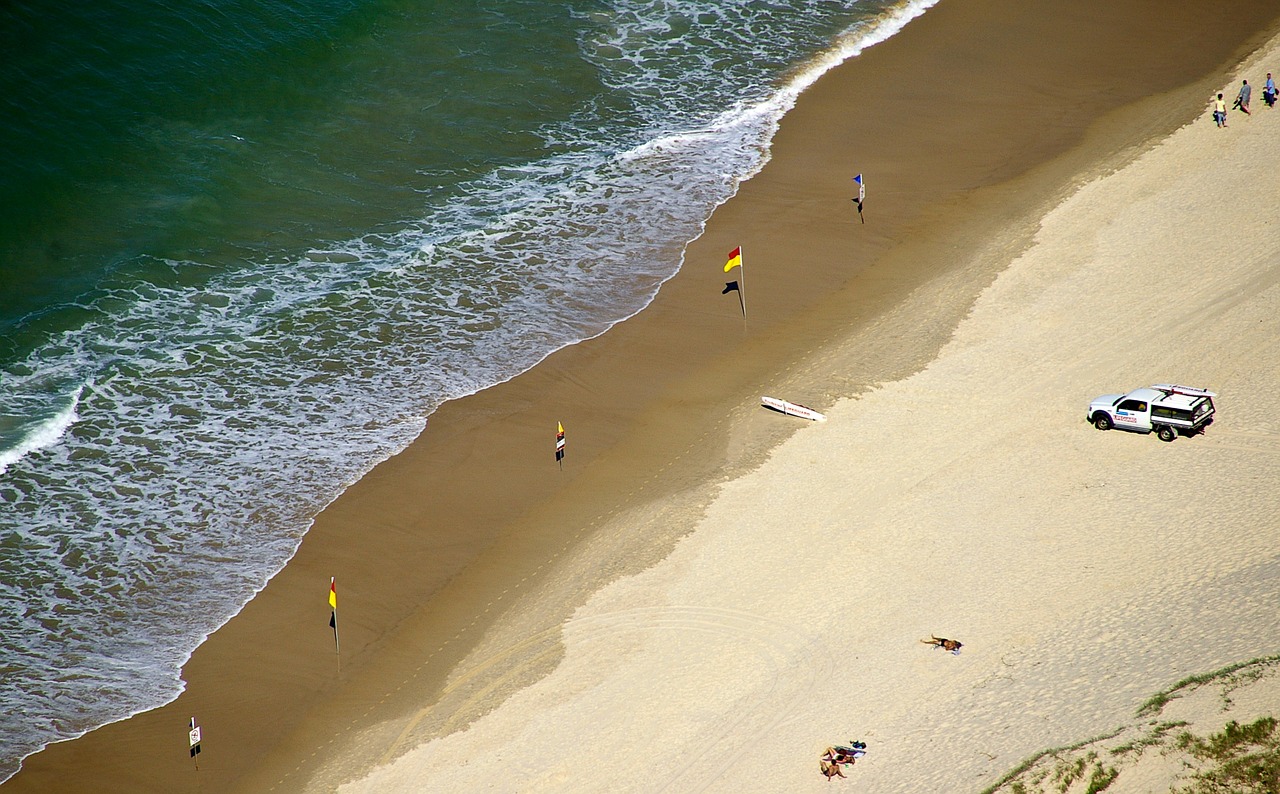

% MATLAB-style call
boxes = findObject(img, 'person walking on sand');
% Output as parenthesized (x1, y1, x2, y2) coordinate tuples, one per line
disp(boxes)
(1236, 80, 1252, 115)
(1214, 93, 1228, 128)
(1265, 73, 1277, 108)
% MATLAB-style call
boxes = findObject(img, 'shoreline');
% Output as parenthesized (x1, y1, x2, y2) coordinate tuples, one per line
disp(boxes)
(9, 0, 1280, 790)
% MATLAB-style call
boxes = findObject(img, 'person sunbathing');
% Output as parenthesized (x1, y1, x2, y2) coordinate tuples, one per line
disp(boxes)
(822, 743, 864, 770)
(922, 635, 963, 653)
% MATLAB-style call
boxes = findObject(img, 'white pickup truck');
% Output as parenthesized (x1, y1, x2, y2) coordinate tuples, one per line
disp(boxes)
(1087, 384, 1216, 442)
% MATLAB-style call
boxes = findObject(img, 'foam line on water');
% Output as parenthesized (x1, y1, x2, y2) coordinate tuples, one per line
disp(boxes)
(0, 384, 84, 476)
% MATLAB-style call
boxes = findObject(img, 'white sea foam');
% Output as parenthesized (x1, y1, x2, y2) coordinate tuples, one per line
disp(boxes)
(0, 384, 83, 476)
(609, 0, 941, 212)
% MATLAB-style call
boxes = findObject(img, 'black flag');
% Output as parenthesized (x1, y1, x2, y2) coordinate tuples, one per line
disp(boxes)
(723, 281, 745, 317)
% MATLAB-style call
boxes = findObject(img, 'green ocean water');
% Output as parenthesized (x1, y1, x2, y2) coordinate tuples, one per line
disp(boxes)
(0, 0, 927, 779)
(1, 0, 599, 345)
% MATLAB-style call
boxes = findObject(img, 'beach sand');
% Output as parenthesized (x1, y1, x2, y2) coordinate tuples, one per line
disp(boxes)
(9, 0, 1280, 791)
(336, 24, 1280, 792)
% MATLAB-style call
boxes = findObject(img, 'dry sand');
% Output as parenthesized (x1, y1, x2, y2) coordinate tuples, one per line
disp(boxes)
(339, 30, 1280, 794)
(8, 1, 1280, 792)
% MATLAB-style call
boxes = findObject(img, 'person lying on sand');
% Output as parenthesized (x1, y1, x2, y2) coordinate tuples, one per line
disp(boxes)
(819, 739, 868, 779)
(922, 635, 963, 653)
(825, 747, 854, 766)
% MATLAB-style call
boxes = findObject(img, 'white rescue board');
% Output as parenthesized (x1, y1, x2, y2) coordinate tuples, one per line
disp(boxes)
(761, 396, 826, 422)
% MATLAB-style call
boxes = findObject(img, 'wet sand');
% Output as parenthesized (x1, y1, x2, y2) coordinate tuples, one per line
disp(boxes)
(8, 0, 1280, 791)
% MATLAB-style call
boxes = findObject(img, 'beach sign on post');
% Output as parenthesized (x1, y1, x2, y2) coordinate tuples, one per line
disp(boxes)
(188, 716, 202, 769)
(556, 421, 566, 468)
(852, 174, 865, 223)
(329, 577, 340, 671)
(723, 246, 746, 318)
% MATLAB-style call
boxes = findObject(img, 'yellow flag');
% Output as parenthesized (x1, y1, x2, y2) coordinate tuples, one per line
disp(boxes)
(328, 577, 337, 610)
(724, 246, 742, 272)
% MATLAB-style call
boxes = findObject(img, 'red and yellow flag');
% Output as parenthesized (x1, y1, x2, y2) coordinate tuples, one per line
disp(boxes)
(724, 246, 742, 272)
(329, 577, 337, 610)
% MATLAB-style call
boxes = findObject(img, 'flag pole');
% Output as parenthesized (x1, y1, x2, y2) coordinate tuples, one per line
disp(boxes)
(723, 246, 746, 323)
(737, 248, 747, 322)
(329, 577, 340, 672)
(188, 716, 202, 771)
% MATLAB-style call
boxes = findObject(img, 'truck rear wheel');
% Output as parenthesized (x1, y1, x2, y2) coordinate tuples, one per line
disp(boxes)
(1157, 425, 1177, 442)
(1093, 414, 1112, 431)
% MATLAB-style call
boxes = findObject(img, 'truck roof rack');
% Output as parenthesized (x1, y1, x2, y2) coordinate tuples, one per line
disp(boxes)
(1151, 384, 1217, 398)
